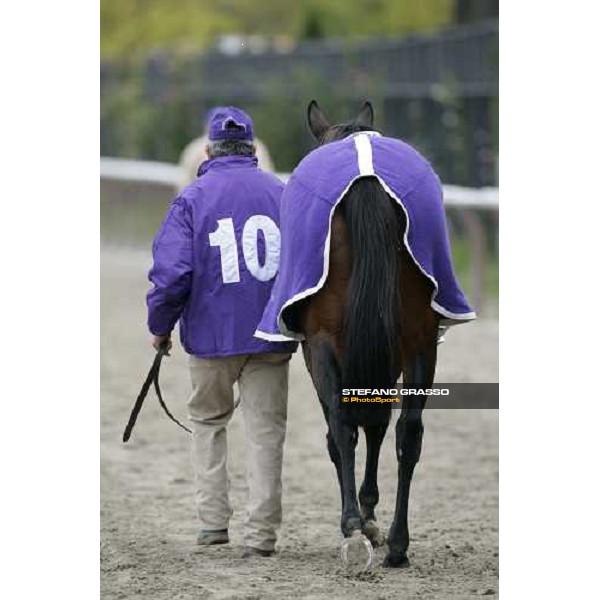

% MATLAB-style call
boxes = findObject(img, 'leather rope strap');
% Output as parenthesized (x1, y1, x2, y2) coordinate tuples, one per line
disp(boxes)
(123, 345, 192, 443)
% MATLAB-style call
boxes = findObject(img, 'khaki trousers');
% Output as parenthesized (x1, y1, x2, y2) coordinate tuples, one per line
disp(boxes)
(187, 352, 291, 551)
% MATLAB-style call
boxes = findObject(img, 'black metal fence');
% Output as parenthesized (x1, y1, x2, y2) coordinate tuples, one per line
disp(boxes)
(101, 20, 497, 186)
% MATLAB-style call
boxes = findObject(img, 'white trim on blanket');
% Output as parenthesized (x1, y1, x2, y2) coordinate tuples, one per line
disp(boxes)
(255, 133, 476, 342)
(431, 301, 476, 321)
(374, 175, 477, 323)
(355, 133, 375, 175)
(254, 330, 296, 342)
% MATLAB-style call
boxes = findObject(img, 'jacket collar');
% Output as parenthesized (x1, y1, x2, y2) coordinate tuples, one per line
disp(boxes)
(197, 155, 258, 177)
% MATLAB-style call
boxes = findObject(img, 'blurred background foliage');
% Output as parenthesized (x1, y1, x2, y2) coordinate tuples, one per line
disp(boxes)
(101, 6, 498, 180)
(101, 0, 466, 59)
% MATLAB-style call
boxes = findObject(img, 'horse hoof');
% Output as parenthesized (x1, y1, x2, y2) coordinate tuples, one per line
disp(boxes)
(341, 531, 374, 571)
(362, 520, 385, 548)
(383, 553, 410, 568)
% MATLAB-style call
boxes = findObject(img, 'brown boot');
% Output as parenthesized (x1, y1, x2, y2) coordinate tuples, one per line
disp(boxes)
(196, 529, 229, 545)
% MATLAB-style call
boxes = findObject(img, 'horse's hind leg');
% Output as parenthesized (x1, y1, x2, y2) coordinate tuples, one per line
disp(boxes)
(304, 337, 362, 536)
(384, 345, 437, 568)
(359, 423, 388, 546)
(302, 341, 345, 506)
(326, 429, 345, 507)
(329, 404, 361, 536)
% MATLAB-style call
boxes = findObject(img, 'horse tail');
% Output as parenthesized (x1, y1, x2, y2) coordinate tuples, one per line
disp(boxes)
(341, 176, 399, 390)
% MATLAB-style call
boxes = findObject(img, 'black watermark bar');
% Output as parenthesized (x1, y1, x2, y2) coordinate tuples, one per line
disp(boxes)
(339, 383, 499, 409)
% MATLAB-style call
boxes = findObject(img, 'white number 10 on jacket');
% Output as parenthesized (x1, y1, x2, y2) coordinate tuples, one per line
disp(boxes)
(209, 215, 281, 284)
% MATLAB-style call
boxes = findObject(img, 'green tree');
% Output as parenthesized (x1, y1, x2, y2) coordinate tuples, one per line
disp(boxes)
(101, 0, 459, 60)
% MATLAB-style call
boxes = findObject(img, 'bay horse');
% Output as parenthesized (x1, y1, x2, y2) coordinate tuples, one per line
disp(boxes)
(296, 100, 440, 568)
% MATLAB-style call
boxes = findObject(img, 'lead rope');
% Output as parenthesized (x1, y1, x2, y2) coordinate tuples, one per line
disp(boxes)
(122, 345, 192, 443)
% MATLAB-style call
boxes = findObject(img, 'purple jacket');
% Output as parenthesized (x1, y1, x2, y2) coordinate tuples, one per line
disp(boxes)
(147, 155, 297, 358)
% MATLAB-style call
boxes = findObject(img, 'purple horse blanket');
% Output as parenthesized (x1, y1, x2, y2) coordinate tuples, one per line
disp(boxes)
(255, 132, 475, 342)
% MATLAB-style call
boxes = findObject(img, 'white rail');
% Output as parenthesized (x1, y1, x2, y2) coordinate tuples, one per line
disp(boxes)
(100, 157, 499, 210)
(100, 157, 182, 187)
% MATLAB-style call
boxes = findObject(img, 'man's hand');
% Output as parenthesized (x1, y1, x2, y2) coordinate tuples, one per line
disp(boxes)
(151, 334, 172, 352)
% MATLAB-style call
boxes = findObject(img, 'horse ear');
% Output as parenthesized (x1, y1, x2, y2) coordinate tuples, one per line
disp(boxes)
(307, 100, 331, 140)
(353, 101, 374, 128)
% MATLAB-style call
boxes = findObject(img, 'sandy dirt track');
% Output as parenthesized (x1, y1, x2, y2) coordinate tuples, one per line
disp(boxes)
(101, 247, 498, 600)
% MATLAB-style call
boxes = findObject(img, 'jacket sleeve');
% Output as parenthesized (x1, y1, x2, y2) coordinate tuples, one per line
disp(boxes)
(146, 196, 193, 335)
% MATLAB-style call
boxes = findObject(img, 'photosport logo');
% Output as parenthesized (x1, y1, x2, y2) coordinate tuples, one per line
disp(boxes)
(339, 384, 499, 409)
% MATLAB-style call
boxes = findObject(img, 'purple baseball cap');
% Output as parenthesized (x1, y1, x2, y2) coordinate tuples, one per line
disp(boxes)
(204, 106, 224, 126)
(208, 106, 254, 141)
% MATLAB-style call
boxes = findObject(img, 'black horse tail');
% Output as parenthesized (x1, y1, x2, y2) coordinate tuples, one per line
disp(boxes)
(342, 176, 399, 391)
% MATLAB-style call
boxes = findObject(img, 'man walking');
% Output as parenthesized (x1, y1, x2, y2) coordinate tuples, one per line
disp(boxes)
(147, 107, 296, 557)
